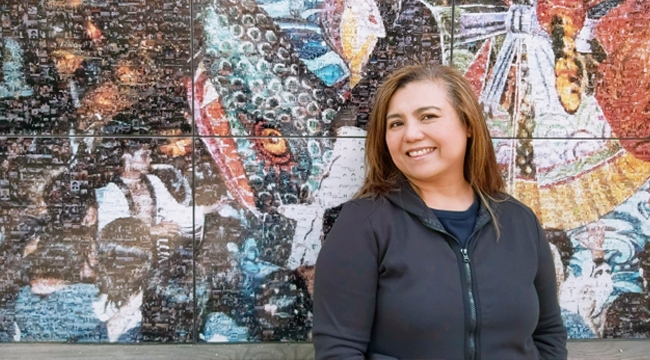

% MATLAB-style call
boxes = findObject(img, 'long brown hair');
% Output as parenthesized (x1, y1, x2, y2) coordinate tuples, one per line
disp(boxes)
(356, 64, 505, 232)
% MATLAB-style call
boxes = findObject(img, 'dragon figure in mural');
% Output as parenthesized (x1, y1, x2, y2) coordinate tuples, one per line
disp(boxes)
(190, 0, 442, 341)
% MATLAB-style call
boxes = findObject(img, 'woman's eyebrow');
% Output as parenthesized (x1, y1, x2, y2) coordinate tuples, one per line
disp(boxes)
(386, 105, 442, 121)
(414, 106, 442, 113)
(386, 112, 402, 121)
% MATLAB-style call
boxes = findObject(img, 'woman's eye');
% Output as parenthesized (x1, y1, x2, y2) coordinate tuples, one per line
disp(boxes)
(422, 114, 437, 120)
(388, 121, 403, 128)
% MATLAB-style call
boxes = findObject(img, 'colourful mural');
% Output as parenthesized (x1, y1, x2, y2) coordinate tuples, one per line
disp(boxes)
(0, 0, 649, 343)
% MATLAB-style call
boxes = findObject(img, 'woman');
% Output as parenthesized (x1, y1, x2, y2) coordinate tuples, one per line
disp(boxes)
(313, 64, 567, 359)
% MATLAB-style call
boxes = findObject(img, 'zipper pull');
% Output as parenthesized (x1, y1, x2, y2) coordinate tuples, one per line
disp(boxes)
(460, 248, 470, 263)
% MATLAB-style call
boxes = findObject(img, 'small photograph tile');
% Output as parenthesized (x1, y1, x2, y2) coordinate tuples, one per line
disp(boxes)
(1, 137, 196, 342)
(191, 0, 445, 135)
(0, 0, 191, 135)
(193, 135, 365, 341)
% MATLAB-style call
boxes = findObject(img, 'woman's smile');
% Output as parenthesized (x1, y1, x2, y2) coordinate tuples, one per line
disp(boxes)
(406, 147, 437, 158)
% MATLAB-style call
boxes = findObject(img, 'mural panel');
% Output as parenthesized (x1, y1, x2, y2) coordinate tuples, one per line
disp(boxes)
(0, 137, 198, 342)
(1, 0, 650, 343)
(0, 0, 192, 135)
(452, 0, 650, 339)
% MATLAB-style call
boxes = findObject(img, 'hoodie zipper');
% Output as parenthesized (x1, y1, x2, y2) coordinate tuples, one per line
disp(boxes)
(426, 223, 481, 360)
(460, 247, 477, 360)
(422, 213, 487, 360)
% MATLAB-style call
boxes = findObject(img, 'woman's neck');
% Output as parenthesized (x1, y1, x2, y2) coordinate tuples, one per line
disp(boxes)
(410, 179, 475, 211)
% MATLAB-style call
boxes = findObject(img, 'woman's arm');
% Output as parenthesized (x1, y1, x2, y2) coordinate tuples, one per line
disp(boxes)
(313, 201, 379, 360)
(533, 218, 568, 359)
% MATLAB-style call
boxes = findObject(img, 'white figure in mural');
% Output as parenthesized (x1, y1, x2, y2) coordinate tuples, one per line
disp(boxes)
(94, 146, 200, 240)
(91, 143, 224, 342)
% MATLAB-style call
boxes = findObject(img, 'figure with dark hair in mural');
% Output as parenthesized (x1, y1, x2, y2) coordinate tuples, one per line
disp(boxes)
(90, 141, 193, 342)
(87, 139, 230, 342)
(1, 138, 222, 342)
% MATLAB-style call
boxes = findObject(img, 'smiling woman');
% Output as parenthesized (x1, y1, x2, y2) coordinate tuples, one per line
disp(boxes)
(313, 64, 568, 360)
(384, 81, 472, 210)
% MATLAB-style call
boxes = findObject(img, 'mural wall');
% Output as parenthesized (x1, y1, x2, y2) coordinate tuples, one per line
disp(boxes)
(0, 0, 649, 342)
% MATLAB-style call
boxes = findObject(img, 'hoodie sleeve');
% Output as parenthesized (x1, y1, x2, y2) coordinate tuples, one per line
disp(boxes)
(532, 217, 568, 360)
(313, 201, 379, 360)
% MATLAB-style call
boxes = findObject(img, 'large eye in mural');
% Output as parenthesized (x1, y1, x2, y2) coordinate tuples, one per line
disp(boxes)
(253, 123, 292, 165)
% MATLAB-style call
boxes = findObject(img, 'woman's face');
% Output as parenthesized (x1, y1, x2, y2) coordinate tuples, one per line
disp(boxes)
(384, 80, 470, 188)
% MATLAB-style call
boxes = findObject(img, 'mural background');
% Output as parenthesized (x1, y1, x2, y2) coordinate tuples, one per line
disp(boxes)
(1, 0, 649, 342)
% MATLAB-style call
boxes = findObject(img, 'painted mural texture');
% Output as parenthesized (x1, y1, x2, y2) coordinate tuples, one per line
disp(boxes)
(0, 0, 649, 342)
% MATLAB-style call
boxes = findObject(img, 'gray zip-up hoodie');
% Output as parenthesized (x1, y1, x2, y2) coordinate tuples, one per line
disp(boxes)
(313, 182, 568, 360)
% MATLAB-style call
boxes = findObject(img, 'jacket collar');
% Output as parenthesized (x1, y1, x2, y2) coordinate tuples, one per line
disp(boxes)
(384, 179, 492, 233)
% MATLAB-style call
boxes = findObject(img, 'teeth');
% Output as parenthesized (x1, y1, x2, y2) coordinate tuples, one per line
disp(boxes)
(408, 148, 434, 157)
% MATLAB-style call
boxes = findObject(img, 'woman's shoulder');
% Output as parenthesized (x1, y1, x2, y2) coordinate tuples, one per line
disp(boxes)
(342, 196, 393, 219)
(494, 194, 537, 218)
(323, 196, 396, 254)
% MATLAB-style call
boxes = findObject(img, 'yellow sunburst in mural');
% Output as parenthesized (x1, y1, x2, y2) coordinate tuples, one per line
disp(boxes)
(513, 147, 650, 230)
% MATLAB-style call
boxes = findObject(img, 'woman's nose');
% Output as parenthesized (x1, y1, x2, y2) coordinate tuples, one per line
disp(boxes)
(403, 121, 424, 142)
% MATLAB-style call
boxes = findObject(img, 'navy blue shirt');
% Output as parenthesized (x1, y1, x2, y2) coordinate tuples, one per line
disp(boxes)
(431, 198, 479, 248)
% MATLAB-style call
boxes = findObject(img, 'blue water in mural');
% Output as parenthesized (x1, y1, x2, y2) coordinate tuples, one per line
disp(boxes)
(568, 183, 650, 300)
(14, 284, 108, 342)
